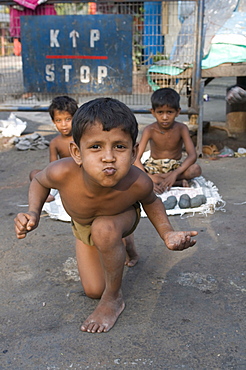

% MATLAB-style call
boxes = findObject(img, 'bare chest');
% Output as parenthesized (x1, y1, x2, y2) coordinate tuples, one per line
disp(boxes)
(151, 130, 182, 151)
(59, 185, 137, 224)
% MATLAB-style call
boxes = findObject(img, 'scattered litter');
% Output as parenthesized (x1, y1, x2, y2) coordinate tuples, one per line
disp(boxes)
(202, 145, 246, 159)
(14, 132, 49, 151)
(0, 113, 26, 137)
(0, 112, 48, 150)
(218, 146, 234, 157)
(234, 147, 246, 158)
(238, 147, 246, 154)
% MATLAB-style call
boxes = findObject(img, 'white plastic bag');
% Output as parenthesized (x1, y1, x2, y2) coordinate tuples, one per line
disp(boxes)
(0, 113, 27, 137)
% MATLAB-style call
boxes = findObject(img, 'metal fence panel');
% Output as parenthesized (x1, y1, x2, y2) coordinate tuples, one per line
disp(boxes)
(0, 1, 197, 109)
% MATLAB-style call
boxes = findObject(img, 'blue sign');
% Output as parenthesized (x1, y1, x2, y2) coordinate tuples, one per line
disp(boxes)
(21, 15, 133, 94)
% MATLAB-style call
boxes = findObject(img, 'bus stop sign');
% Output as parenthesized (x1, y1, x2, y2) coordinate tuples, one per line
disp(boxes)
(21, 15, 133, 94)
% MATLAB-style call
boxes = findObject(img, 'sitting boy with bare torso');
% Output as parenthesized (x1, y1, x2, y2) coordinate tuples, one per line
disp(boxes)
(134, 88, 202, 194)
(29, 95, 78, 200)
(15, 97, 198, 334)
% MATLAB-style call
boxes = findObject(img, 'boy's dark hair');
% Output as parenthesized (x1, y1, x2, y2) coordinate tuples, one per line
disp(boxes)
(151, 88, 180, 111)
(49, 96, 78, 120)
(72, 97, 138, 147)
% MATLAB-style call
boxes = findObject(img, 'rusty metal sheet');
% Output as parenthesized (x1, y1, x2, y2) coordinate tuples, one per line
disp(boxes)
(21, 15, 133, 94)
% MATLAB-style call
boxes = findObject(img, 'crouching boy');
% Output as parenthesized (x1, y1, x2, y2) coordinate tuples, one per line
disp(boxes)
(15, 98, 197, 333)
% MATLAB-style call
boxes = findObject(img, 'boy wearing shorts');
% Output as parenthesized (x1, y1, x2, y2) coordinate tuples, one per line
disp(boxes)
(15, 98, 197, 333)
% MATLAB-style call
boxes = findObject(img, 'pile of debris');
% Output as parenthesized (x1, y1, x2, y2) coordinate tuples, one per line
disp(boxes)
(14, 132, 49, 151)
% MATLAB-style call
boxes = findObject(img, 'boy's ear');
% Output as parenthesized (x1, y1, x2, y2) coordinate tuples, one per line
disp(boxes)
(131, 142, 139, 164)
(176, 108, 181, 117)
(69, 141, 82, 166)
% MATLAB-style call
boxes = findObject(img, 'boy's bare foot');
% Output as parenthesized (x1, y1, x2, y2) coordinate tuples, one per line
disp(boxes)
(81, 293, 125, 333)
(125, 253, 139, 267)
(124, 235, 139, 267)
(125, 249, 139, 267)
(182, 179, 189, 187)
(174, 179, 190, 188)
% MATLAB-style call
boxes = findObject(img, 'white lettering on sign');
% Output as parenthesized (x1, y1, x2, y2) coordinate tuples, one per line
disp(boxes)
(69, 30, 79, 48)
(50, 30, 60, 47)
(45, 64, 55, 81)
(98, 66, 107, 83)
(45, 65, 108, 84)
(90, 29, 100, 47)
(63, 65, 72, 82)
(80, 66, 90, 83)
(49, 29, 101, 48)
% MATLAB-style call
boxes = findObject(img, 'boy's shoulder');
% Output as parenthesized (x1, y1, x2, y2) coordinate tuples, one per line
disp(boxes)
(143, 122, 158, 133)
(41, 157, 80, 188)
(50, 132, 71, 142)
(50, 133, 72, 147)
(47, 157, 78, 177)
(128, 165, 153, 192)
(176, 120, 187, 127)
(50, 133, 61, 146)
(49, 156, 75, 168)
(146, 121, 157, 129)
(173, 120, 189, 133)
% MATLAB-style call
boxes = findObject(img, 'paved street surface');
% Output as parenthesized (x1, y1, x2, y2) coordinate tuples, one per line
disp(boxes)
(0, 93, 246, 369)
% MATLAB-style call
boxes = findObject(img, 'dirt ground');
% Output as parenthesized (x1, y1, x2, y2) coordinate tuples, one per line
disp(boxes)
(0, 110, 246, 369)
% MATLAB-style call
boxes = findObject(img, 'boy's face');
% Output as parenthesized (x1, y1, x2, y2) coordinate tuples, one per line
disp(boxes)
(151, 104, 180, 131)
(53, 109, 73, 137)
(70, 122, 138, 188)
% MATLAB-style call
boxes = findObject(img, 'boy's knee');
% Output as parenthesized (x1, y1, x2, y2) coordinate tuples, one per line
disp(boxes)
(84, 286, 103, 299)
(193, 163, 202, 177)
(91, 218, 118, 248)
(29, 169, 40, 181)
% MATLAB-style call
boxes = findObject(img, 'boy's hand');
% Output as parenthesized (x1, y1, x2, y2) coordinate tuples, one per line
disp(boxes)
(159, 172, 178, 192)
(153, 182, 164, 194)
(148, 173, 168, 194)
(163, 231, 198, 251)
(14, 212, 39, 239)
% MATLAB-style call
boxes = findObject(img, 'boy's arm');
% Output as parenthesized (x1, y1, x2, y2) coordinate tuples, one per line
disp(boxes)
(134, 127, 151, 171)
(175, 124, 197, 175)
(14, 163, 58, 239)
(14, 176, 50, 239)
(49, 138, 59, 162)
(141, 189, 197, 250)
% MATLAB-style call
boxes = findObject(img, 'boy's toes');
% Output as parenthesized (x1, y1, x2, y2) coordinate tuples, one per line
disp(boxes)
(125, 256, 139, 267)
(87, 322, 99, 333)
(81, 322, 106, 333)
